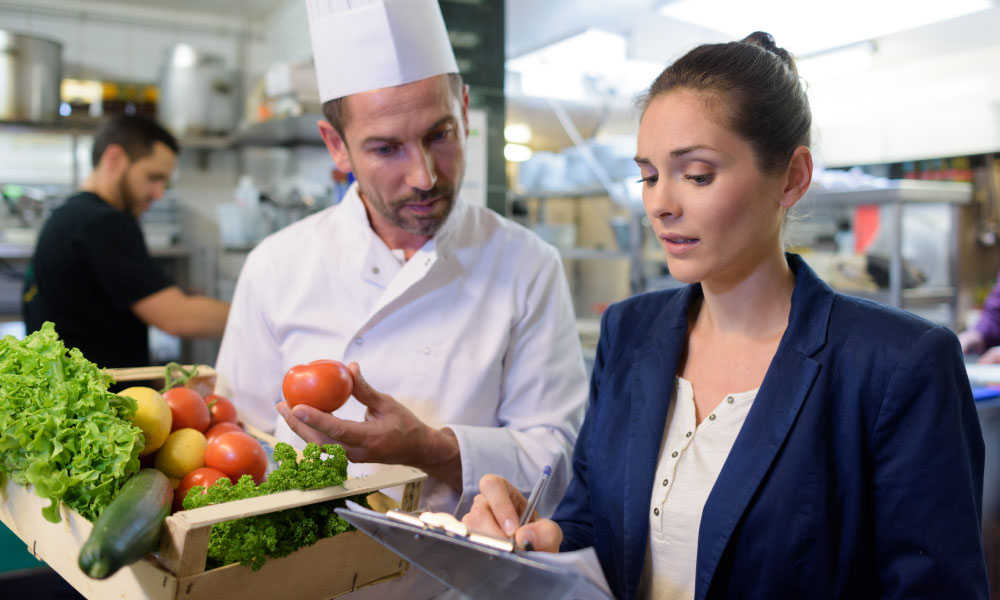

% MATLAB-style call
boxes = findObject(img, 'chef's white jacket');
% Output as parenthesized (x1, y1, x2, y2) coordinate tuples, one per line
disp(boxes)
(214, 183, 588, 517)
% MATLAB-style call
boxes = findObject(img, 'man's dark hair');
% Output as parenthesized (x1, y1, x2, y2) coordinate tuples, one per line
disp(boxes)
(321, 72, 464, 142)
(91, 115, 179, 167)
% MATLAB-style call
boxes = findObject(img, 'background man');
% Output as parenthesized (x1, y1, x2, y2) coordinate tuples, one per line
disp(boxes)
(23, 115, 230, 370)
(214, 0, 589, 597)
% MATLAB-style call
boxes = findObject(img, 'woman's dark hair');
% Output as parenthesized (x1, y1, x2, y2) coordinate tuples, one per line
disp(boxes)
(638, 31, 810, 175)
(91, 115, 179, 168)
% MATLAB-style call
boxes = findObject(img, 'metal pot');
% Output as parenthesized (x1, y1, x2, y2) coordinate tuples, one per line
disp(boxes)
(158, 44, 238, 136)
(0, 30, 63, 122)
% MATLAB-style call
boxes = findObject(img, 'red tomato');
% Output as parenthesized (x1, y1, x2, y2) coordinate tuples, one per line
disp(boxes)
(205, 422, 243, 444)
(204, 394, 239, 427)
(173, 467, 231, 513)
(205, 431, 268, 484)
(163, 388, 211, 432)
(282, 359, 352, 413)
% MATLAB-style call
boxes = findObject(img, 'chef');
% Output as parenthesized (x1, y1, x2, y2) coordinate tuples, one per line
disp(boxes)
(213, 0, 588, 596)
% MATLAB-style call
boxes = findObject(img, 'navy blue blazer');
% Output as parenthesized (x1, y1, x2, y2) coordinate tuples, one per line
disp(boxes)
(553, 254, 988, 599)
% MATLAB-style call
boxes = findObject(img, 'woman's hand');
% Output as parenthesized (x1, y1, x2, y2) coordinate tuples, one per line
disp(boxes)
(461, 474, 563, 552)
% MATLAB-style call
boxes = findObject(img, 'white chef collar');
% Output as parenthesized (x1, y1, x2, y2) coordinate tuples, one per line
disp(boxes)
(306, 0, 459, 102)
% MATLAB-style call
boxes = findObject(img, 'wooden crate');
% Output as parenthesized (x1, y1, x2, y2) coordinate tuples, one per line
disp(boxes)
(0, 365, 427, 600)
(112, 364, 218, 399)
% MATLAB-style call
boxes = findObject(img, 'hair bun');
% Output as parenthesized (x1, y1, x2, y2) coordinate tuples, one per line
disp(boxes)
(742, 31, 796, 72)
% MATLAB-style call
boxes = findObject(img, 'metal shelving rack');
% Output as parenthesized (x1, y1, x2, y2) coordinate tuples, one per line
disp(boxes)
(801, 179, 973, 328)
(507, 187, 645, 295)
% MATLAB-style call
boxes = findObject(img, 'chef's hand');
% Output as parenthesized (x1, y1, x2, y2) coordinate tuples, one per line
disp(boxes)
(276, 362, 462, 491)
(978, 346, 1000, 364)
(461, 474, 563, 553)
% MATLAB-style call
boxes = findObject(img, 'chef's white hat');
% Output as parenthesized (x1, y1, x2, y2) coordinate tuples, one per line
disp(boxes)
(306, 0, 459, 102)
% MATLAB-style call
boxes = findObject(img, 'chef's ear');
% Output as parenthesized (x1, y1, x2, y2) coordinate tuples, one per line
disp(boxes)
(318, 119, 353, 174)
(99, 143, 131, 176)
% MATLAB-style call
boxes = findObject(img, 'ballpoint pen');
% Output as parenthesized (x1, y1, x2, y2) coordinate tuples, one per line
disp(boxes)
(519, 465, 552, 529)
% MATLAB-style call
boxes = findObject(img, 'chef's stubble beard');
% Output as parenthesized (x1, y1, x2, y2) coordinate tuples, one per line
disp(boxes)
(362, 183, 459, 237)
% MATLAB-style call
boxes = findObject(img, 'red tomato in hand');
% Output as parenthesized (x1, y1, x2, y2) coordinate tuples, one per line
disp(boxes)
(282, 359, 352, 413)
(173, 467, 231, 513)
(205, 431, 268, 484)
(205, 422, 243, 444)
(204, 394, 239, 427)
(163, 388, 211, 432)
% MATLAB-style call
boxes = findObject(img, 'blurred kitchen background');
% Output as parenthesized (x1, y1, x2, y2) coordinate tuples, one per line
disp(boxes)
(0, 0, 999, 366)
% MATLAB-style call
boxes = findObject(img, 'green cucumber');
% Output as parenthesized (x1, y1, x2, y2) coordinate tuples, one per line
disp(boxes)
(78, 468, 173, 579)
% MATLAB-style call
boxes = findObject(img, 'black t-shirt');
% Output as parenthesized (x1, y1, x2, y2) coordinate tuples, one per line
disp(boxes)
(22, 192, 174, 369)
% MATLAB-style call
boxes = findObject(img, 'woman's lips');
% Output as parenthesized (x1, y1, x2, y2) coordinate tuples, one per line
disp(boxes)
(661, 234, 700, 254)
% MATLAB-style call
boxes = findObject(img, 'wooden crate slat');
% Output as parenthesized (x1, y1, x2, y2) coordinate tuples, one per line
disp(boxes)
(109, 366, 217, 382)
(174, 531, 406, 600)
(168, 465, 426, 529)
(0, 476, 176, 600)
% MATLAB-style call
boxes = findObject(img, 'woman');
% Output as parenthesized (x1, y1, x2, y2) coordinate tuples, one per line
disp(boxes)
(462, 32, 988, 599)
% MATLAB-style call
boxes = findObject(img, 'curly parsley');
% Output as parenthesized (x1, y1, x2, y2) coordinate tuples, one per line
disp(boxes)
(183, 441, 365, 570)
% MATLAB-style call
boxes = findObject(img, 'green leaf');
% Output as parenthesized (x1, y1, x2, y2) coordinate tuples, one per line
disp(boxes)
(0, 322, 142, 523)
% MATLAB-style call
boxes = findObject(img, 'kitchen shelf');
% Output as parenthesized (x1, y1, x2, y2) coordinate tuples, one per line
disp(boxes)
(0, 118, 95, 137)
(802, 180, 973, 206)
(233, 115, 325, 146)
(801, 179, 973, 329)
(559, 247, 630, 260)
(508, 187, 609, 200)
(841, 286, 957, 307)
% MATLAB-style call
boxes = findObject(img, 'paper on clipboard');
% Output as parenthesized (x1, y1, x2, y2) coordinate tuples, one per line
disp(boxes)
(337, 503, 613, 600)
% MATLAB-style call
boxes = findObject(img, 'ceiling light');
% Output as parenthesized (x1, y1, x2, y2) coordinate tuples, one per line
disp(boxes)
(658, 0, 991, 55)
(798, 41, 875, 81)
(171, 44, 198, 69)
(506, 29, 665, 101)
(504, 143, 533, 162)
(505, 123, 532, 144)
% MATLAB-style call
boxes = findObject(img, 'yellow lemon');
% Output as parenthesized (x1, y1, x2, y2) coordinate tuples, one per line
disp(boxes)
(119, 386, 172, 457)
(154, 428, 207, 480)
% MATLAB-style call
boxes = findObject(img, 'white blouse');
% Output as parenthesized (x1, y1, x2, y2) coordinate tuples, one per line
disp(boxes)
(642, 376, 758, 600)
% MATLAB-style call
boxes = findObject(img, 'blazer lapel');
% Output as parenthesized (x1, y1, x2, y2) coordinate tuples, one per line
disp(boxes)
(623, 286, 693, 596)
(694, 254, 834, 600)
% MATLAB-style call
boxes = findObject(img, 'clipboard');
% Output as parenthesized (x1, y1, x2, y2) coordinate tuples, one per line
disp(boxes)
(335, 506, 613, 600)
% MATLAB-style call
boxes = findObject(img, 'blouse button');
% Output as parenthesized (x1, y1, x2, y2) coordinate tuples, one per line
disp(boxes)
(671, 451, 678, 458)
(708, 414, 717, 421)
(653, 508, 660, 516)
(685, 431, 692, 438)
(662, 478, 668, 487)
(727, 396, 735, 404)
(372, 266, 380, 275)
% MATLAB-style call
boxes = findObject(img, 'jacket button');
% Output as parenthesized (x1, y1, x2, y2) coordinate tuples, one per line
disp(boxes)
(372, 266, 380, 274)
(662, 478, 668, 487)
(727, 396, 734, 404)
(354, 338, 363, 346)
(671, 451, 678, 458)
(708, 414, 717, 421)
(653, 508, 659, 516)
